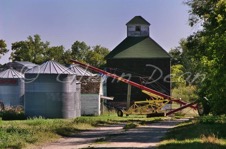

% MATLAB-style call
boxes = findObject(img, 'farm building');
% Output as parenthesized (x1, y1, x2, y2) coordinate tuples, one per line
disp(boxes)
(69, 64, 102, 116)
(0, 68, 24, 106)
(105, 16, 171, 105)
(25, 60, 81, 118)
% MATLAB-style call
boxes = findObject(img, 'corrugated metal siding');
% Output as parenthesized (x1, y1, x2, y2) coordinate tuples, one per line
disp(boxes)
(0, 69, 24, 106)
(0, 78, 24, 106)
(25, 74, 80, 119)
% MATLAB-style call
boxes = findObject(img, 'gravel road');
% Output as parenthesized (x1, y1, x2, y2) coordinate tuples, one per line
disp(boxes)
(41, 118, 188, 149)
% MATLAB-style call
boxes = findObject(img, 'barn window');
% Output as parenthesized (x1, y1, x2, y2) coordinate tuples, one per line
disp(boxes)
(135, 26, 141, 31)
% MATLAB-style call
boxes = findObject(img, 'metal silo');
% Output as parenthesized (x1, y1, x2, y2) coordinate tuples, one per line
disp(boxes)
(25, 61, 80, 118)
(0, 69, 24, 106)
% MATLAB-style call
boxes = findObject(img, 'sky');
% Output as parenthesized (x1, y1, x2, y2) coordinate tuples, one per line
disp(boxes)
(0, 0, 196, 65)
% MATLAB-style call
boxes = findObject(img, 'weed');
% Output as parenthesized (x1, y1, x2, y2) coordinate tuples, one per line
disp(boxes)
(200, 133, 219, 144)
(123, 122, 137, 130)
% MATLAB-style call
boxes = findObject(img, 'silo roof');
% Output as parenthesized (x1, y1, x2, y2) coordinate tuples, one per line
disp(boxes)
(15, 61, 38, 69)
(0, 69, 24, 78)
(69, 64, 96, 76)
(26, 60, 76, 74)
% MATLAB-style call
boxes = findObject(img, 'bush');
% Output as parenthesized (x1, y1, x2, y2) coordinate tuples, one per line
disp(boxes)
(198, 115, 226, 124)
(0, 106, 26, 120)
(172, 85, 198, 102)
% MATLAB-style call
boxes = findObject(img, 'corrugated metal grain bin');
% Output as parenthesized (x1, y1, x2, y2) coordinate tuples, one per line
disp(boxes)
(0, 69, 24, 106)
(25, 61, 80, 118)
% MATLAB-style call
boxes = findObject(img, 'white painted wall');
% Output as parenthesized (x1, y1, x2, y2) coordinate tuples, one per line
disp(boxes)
(127, 24, 149, 37)
(81, 94, 100, 116)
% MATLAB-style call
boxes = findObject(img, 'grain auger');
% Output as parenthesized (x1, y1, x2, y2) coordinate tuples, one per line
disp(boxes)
(70, 59, 210, 117)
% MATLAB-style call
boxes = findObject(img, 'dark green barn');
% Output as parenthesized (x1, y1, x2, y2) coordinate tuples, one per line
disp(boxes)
(105, 16, 171, 104)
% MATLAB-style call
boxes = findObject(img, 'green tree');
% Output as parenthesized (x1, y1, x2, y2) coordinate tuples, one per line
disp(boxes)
(171, 64, 186, 88)
(171, 64, 198, 102)
(45, 46, 64, 64)
(62, 49, 72, 65)
(10, 34, 49, 64)
(0, 40, 9, 58)
(71, 41, 90, 62)
(86, 45, 109, 67)
(169, 47, 182, 65)
(185, 0, 226, 114)
(70, 41, 109, 68)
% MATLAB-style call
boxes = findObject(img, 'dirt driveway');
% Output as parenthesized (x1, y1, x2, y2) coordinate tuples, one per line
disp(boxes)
(41, 118, 188, 149)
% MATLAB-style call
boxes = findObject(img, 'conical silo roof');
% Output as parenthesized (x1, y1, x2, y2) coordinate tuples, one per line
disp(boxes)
(0, 68, 24, 78)
(69, 64, 96, 77)
(26, 60, 76, 74)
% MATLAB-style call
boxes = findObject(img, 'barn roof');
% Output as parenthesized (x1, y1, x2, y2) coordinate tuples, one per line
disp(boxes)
(26, 60, 75, 74)
(69, 64, 95, 77)
(0, 69, 24, 78)
(105, 37, 171, 59)
(126, 16, 150, 25)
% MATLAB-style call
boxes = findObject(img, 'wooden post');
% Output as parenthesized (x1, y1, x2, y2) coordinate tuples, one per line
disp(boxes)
(127, 84, 131, 110)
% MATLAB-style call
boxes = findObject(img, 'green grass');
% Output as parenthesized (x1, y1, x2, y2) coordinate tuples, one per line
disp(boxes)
(0, 113, 161, 149)
(75, 113, 162, 125)
(0, 117, 93, 149)
(158, 115, 226, 149)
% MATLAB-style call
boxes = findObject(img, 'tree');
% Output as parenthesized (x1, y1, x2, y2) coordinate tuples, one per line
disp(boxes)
(45, 46, 64, 64)
(171, 64, 186, 88)
(71, 41, 90, 62)
(62, 49, 72, 65)
(0, 40, 9, 59)
(10, 34, 49, 64)
(70, 41, 109, 68)
(169, 47, 182, 65)
(185, 0, 226, 114)
(86, 45, 109, 67)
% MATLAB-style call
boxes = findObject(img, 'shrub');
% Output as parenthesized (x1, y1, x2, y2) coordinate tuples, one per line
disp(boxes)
(1, 106, 26, 120)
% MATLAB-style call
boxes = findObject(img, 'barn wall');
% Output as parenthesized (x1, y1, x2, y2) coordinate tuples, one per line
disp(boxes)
(106, 58, 171, 102)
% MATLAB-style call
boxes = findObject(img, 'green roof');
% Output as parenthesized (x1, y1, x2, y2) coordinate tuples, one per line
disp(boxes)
(105, 37, 171, 59)
(126, 16, 150, 25)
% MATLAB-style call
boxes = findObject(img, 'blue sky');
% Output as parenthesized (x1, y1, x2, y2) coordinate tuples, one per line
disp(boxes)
(0, 0, 195, 64)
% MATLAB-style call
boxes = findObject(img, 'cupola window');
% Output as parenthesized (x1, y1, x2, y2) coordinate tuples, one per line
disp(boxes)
(135, 26, 141, 32)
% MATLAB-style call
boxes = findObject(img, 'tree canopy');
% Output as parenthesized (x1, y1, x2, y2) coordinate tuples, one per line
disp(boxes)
(178, 0, 226, 114)
(0, 40, 9, 59)
(8, 34, 109, 68)
(70, 41, 109, 68)
(10, 34, 49, 64)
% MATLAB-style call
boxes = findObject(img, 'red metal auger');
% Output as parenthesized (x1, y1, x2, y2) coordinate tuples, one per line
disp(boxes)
(71, 59, 200, 116)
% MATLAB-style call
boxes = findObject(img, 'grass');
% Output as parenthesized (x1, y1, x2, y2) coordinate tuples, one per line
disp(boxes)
(0, 117, 93, 149)
(0, 112, 162, 149)
(123, 122, 138, 130)
(158, 115, 226, 149)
